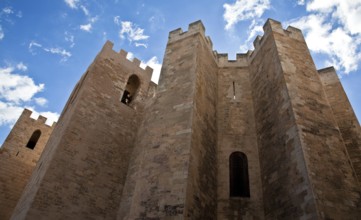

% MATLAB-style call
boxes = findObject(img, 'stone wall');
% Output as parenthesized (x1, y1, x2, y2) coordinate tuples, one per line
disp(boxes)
(270, 19, 360, 218)
(216, 54, 264, 219)
(11, 41, 153, 219)
(249, 20, 319, 219)
(118, 21, 219, 219)
(319, 67, 361, 181)
(0, 109, 54, 220)
(3, 19, 360, 220)
(184, 23, 218, 219)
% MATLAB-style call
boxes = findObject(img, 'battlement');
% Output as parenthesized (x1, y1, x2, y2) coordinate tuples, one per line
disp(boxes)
(21, 109, 56, 127)
(248, 19, 305, 62)
(97, 41, 153, 79)
(217, 52, 248, 67)
(168, 20, 213, 50)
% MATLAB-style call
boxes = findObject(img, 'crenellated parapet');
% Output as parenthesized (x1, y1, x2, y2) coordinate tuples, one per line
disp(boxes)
(168, 20, 214, 50)
(248, 19, 305, 63)
(216, 52, 248, 68)
(96, 40, 153, 81)
(20, 108, 56, 127)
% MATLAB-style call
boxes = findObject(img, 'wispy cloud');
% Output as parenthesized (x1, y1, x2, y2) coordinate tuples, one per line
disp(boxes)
(80, 5, 89, 16)
(114, 16, 120, 25)
(0, 25, 4, 40)
(79, 16, 97, 32)
(43, 47, 72, 61)
(64, 0, 79, 9)
(2, 7, 13, 14)
(16, 62, 27, 71)
(135, 42, 147, 48)
(119, 21, 149, 41)
(28, 41, 72, 61)
(116, 20, 149, 47)
(34, 97, 47, 106)
(297, 0, 305, 6)
(1, 6, 22, 39)
(239, 20, 264, 51)
(223, 0, 270, 30)
(80, 23, 92, 32)
(65, 31, 75, 48)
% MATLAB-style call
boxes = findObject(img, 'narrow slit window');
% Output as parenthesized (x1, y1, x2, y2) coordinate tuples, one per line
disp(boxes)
(230, 151, 250, 197)
(26, 130, 41, 150)
(121, 75, 140, 105)
(233, 81, 236, 99)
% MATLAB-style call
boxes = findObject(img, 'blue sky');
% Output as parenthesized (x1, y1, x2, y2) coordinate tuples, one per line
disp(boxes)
(0, 0, 360, 145)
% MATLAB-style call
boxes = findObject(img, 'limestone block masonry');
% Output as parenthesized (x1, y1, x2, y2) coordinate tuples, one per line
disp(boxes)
(1, 19, 360, 219)
(0, 109, 55, 220)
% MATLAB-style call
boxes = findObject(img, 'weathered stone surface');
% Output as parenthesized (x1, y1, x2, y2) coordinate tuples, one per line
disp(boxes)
(0, 109, 54, 220)
(1, 19, 360, 220)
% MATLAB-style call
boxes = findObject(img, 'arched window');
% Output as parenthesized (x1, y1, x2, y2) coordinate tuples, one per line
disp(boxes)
(26, 130, 41, 150)
(121, 74, 140, 105)
(229, 152, 250, 197)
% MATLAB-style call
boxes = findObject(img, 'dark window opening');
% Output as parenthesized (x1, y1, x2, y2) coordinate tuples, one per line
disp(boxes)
(26, 130, 41, 150)
(121, 90, 132, 104)
(230, 151, 250, 197)
(121, 75, 140, 105)
(233, 81, 236, 99)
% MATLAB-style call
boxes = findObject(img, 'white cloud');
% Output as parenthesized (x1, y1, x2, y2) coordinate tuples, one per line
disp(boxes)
(2, 7, 14, 14)
(140, 56, 162, 83)
(79, 17, 97, 32)
(223, 0, 270, 30)
(43, 47, 72, 61)
(28, 40, 42, 54)
(119, 21, 149, 42)
(16, 11, 22, 18)
(297, 0, 305, 6)
(65, 31, 75, 48)
(0, 101, 23, 126)
(64, 0, 79, 9)
(135, 42, 147, 48)
(29, 40, 42, 49)
(306, 0, 361, 35)
(26, 108, 59, 126)
(89, 16, 98, 23)
(16, 62, 27, 71)
(34, 97, 48, 106)
(0, 64, 58, 128)
(0, 66, 44, 103)
(38, 111, 59, 125)
(126, 52, 134, 61)
(28, 40, 71, 61)
(114, 16, 120, 25)
(289, 14, 361, 73)
(239, 20, 264, 51)
(0, 25, 4, 40)
(80, 23, 92, 32)
(80, 5, 89, 16)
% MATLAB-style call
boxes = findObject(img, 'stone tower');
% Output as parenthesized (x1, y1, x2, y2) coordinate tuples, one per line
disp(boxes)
(0, 109, 55, 220)
(3, 19, 361, 219)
